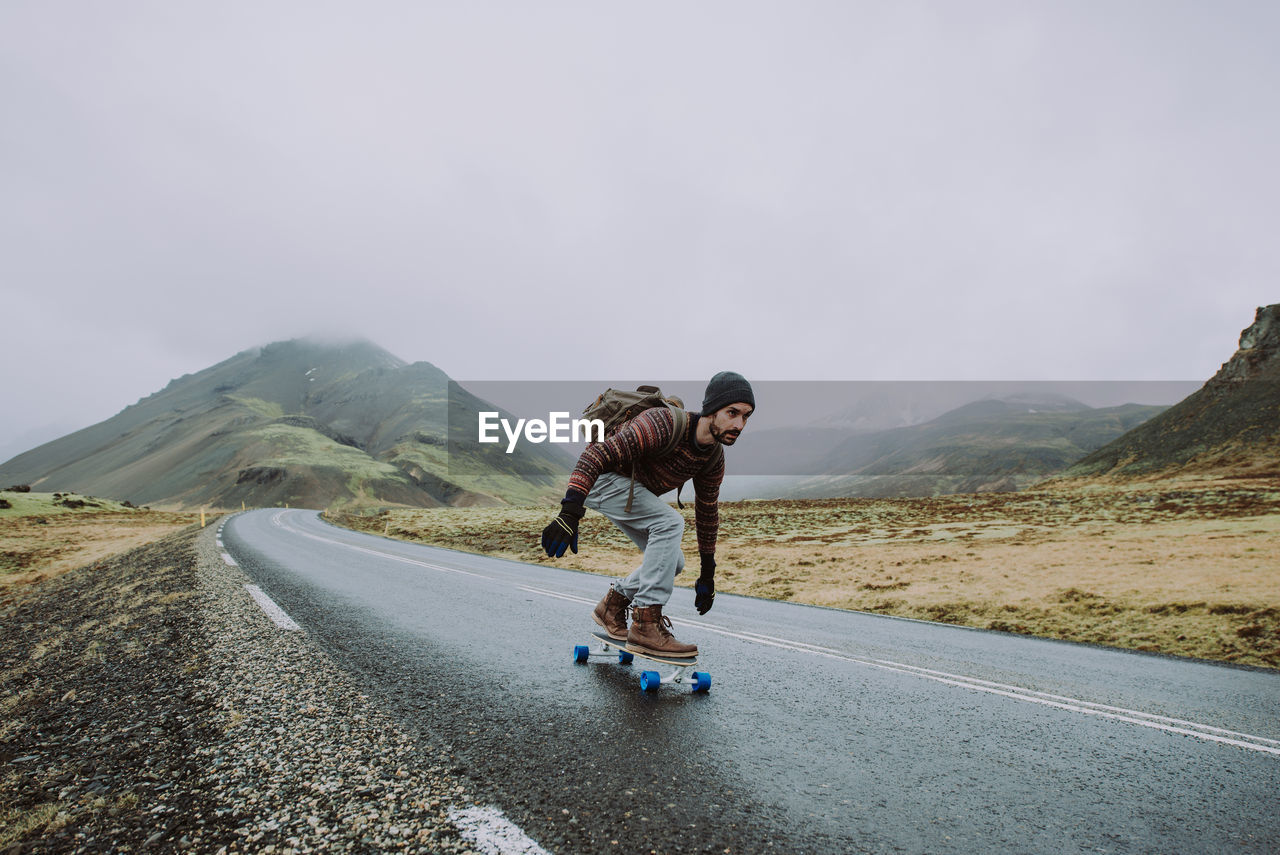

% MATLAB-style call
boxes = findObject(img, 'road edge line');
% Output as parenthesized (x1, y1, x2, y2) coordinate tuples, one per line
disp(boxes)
(243, 584, 302, 631)
(448, 805, 551, 855)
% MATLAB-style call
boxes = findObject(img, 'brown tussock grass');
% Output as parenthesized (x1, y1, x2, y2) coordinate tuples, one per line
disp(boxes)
(0, 506, 198, 587)
(333, 480, 1280, 669)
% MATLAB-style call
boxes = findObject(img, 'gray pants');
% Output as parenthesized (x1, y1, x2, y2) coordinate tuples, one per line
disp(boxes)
(584, 472, 685, 608)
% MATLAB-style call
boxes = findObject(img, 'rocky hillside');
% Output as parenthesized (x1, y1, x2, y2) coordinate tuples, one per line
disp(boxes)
(1052, 304, 1280, 482)
(0, 339, 573, 509)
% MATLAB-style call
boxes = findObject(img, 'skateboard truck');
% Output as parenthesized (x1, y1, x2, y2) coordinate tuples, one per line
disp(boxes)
(574, 633, 711, 693)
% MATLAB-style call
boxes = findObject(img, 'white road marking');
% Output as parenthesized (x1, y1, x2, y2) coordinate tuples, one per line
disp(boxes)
(448, 806, 550, 855)
(518, 584, 1280, 756)
(244, 584, 302, 631)
(517, 586, 587, 606)
(274, 513, 488, 579)
(221, 553, 237, 566)
(325, 540, 488, 579)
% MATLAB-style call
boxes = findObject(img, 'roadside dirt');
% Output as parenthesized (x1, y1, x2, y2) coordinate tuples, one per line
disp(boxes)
(0, 522, 479, 853)
(0, 526, 232, 851)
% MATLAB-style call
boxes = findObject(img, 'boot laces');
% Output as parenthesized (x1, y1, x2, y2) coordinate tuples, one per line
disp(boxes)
(634, 607, 674, 639)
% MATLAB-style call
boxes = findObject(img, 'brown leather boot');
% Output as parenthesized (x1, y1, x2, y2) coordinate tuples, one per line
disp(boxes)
(592, 587, 631, 641)
(627, 605, 697, 658)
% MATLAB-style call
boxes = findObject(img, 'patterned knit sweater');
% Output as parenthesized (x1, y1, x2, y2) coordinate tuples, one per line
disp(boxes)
(566, 408, 724, 554)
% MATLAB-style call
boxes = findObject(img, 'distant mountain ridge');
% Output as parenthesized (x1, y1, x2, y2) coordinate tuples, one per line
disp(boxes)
(1050, 304, 1280, 483)
(0, 339, 573, 509)
(774, 397, 1165, 498)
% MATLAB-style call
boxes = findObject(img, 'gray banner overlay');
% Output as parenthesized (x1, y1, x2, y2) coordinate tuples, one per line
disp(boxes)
(446, 380, 1201, 489)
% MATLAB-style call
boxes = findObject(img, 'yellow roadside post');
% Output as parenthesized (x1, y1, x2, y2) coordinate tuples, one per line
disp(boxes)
(200, 509, 206, 528)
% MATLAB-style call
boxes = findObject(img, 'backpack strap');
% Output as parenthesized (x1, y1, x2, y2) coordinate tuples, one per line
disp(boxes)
(624, 405, 689, 513)
(662, 408, 689, 456)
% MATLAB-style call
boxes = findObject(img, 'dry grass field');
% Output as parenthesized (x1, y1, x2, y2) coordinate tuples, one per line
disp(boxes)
(334, 480, 1280, 669)
(0, 492, 198, 586)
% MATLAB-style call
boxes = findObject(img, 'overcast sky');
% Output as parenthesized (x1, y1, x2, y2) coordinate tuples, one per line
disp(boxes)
(2, 1, 1277, 458)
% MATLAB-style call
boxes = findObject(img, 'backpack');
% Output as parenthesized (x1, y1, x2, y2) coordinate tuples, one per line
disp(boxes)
(581, 385, 723, 511)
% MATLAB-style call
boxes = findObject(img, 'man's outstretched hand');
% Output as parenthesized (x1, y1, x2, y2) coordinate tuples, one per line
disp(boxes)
(695, 552, 716, 614)
(541, 500, 585, 557)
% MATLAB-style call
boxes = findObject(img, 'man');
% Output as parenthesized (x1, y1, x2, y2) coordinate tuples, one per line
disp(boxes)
(540, 371, 754, 658)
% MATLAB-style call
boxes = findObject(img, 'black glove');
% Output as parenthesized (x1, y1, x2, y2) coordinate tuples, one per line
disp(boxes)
(541, 499, 585, 558)
(694, 552, 716, 615)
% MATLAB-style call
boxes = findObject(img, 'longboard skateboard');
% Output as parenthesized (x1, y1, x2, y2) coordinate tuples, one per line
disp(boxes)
(573, 630, 711, 693)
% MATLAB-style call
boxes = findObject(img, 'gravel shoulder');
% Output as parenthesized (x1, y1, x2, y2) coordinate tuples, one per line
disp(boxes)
(1, 517, 480, 853)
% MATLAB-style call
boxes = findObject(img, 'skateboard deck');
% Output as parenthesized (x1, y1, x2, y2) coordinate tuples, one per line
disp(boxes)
(574, 630, 710, 693)
(590, 631, 699, 666)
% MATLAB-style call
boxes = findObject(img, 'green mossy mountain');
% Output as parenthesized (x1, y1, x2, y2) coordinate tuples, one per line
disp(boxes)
(1050, 304, 1280, 482)
(0, 339, 573, 510)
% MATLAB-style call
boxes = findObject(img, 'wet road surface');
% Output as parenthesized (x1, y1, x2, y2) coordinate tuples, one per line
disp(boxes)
(222, 509, 1280, 853)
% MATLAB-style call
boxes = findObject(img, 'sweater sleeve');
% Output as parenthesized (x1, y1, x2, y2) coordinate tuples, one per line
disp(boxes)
(692, 449, 725, 554)
(566, 408, 676, 498)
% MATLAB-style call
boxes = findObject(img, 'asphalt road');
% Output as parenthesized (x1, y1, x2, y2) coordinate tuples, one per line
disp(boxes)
(222, 509, 1280, 854)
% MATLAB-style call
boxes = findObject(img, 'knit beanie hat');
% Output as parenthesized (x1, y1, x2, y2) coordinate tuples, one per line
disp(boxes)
(701, 371, 755, 416)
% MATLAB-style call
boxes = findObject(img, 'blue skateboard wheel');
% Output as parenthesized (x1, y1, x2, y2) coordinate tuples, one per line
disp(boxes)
(618, 651, 634, 665)
(640, 671, 661, 692)
(573, 645, 590, 664)
(692, 671, 711, 693)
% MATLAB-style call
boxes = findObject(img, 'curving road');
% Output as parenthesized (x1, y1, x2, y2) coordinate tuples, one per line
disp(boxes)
(221, 509, 1280, 854)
